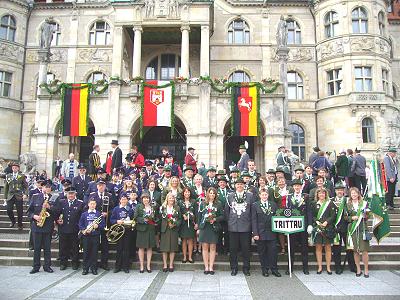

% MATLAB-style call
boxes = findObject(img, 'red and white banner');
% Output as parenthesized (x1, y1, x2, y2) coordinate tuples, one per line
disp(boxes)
(143, 81, 172, 127)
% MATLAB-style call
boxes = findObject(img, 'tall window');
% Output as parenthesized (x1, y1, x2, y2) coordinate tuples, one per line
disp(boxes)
(145, 54, 183, 80)
(327, 68, 343, 96)
(289, 123, 306, 161)
(287, 71, 304, 99)
(228, 19, 250, 44)
(49, 22, 61, 46)
(352, 7, 368, 33)
(87, 72, 108, 93)
(378, 11, 385, 35)
(362, 118, 375, 143)
(89, 21, 111, 45)
(228, 71, 250, 83)
(287, 19, 301, 44)
(382, 69, 389, 94)
(324, 11, 339, 38)
(0, 71, 12, 97)
(355, 66, 372, 92)
(0, 15, 16, 42)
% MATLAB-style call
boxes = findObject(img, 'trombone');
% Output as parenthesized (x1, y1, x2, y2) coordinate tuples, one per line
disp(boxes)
(102, 196, 110, 231)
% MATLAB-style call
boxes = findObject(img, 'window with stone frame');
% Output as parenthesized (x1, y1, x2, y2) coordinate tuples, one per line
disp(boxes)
(352, 7, 368, 33)
(0, 15, 16, 42)
(0, 70, 12, 97)
(227, 19, 250, 44)
(287, 71, 304, 100)
(327, 68, 343, 96)
(382, 69, 389, 94)
(355, 66, 372, 92)
(49, 22, 61, 46)
(228, 71, 250, 83)
(378, 11, 385, 36)
(324, 11, 339, 38)
(289, 123, 306, 161)
(361, 117, 375, 143)
(145, 54, 183, 80)
(286, 19, 301, 44)
(89, 21, 111, 45)
(87, 71, 108, 94)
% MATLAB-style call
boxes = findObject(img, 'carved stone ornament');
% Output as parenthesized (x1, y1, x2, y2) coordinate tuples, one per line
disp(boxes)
(77, 48, 112, 63)
(143, 0, 183, 19)
(350, 37, 375, 52)
(0, 41, 24, 64)
(273, 47, 313, 62)
(316, 38, 346, 60)
(26, 49, 67, 63)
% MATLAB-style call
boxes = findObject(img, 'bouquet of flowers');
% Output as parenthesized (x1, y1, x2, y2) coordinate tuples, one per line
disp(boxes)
(204, 206, 217, 224)
(143, 209, 156, 225)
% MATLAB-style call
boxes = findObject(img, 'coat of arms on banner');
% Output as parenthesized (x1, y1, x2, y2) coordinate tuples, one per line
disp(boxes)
(150, 89, 164, 106)
(238, 96, 252, 113)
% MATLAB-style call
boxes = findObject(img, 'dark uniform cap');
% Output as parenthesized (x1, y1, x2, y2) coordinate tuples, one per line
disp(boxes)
(292, 179, 303, 186)
(119, 192, 128, 199)
(164, 165, 172, 171)
(123, 177, 132, 181)
(208, 166, 217, 172)
(294, 165, 304, 172)
(65, 186, 77, 193)
(217, 176, 228, 183)
(334, 182, 346, 190)
(145, 160, 153, 166)
(388, 147, 397, 153)
(77, 163, 86, 169)
(44, 179, 53, 187)
(235, 178, 245, 184)
(184, 165, 193, 172)
(241, 171, 251, 178)
(61, 179, 72, 185)
(10, 161, 20, 167)
(239, 145, 246, 150)
(188, 147, 195, 151)
(157, 163, 164, 169)
(96, 179, 106, 185)
(266, 169, 276, 174)
(217, 170, 226, 175)
(230, 167, 240, 173)
(97, 168, 106, 174)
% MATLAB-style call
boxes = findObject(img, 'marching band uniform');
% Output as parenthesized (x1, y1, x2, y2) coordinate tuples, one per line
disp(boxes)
(110, 203, 134, 273)
(55, 190, 84, 270)
(79, 208, 105, 275)
(27, 191, 55, 273)
(72, 165, 91, 200)
(217, 179, 231, 254)
(251, 195, 280, 277)
(88, 149, 101, 180)
(180, 168, 195, 189)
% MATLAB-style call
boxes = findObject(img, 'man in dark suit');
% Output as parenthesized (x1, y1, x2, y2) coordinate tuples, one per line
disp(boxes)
(72, 164, 91, 200)
(111, 140, 123, 173)
(203, 166, 218, 190)
(252, 188, 281, 277)
(384, 148, 398, 210)
(351, 148, 367, 194)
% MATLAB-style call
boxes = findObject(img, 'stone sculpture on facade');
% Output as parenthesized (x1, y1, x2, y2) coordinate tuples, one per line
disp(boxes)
(276, 15, 288, 48)
(39, 19, 55, 49)
(19, 152, 37, 175)
(144, 0, 155, 18)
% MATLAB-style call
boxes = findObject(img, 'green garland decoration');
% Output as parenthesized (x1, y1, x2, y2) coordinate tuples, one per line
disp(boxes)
(275, 208, 302, 217)
(230, 86, 235, 136)
(257, 85, 261, 136)
(139, 82, 145, 139)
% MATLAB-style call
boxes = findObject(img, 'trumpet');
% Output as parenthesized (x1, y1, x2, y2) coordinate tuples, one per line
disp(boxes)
(37, 195, 50, 228)
(78, 215, 103, 238)
(106, 219, 136, 244)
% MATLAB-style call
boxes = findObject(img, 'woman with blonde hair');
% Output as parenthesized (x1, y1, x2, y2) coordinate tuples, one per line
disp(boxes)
(344, 187, 370, 278)
(161, 176, 182, 203)
(159, 192, 182, 272)
(197, 187, 223, 275)
(310, 188, 336, 274)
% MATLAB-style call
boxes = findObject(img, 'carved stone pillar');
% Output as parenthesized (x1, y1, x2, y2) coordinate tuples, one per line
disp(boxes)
(132, 26, 142, 78)
(276, 47, 291, 145)
(200, 25, 210, 76)
(180, 24, 190, 78)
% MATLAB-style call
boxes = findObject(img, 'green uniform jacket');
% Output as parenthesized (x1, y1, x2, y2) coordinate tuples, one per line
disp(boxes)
(134, 203, 160, 232)
(159, 204, 182, 233)
(268, 186, 294, 208)
(310, 200, 336, 230)
(197, 201, 224, 230)
(335, 155, 349, 177)
(161, 188, 182, 204)
(4, 173, 28, 200)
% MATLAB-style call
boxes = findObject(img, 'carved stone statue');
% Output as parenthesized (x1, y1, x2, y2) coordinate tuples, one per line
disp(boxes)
(40, 19, 55, 49)
(168, 0, 179, 18)
(144, 0, 155, 18)
(276, 15, 288, 48)
(19, 152, 37, 175)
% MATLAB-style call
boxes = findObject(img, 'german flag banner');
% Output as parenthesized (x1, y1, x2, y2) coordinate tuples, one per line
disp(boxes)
(231, 85, 260, 136)
(62, 84, 90, 136)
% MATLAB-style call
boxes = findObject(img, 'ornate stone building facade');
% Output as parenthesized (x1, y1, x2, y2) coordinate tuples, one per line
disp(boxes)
(0, 0, 399, 173)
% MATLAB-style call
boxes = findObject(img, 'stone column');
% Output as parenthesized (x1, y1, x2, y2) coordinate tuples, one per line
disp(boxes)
(200, 25, 209, 76)
(180, 24, 190, 78)
(132, 26, 142, 78)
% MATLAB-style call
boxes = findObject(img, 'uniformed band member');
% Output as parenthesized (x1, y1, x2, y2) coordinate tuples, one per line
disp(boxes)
(225, 178, 254, 276)
(252, 188, 281, 277)
(217, 176, 230, 254)
(247, 160, 260, 187)
(228, 167, 240, 190)
(180, 166, 195, 189)
(56, 186, 84, 270)
(286, 179, 312, 275)
(27, 180, 54, 274)
(332, 183, 356, 274)
(88, 145, 101, 180)
(72, 164, 91, 200)
(111, 194, 134, 273)
(5, 162, 28, 229)
(203, 166, 218, 190)
(79, 198, 105, 275)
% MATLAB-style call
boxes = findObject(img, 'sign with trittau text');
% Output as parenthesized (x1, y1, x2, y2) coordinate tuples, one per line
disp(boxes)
(271, 216, 305, 234)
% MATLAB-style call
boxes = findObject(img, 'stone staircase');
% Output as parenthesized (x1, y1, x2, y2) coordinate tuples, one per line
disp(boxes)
(0, 196, 399, 271)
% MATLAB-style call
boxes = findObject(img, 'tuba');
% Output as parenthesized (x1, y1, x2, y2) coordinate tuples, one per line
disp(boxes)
(37, 194, 50, 228)
(106, 219, 136, 244)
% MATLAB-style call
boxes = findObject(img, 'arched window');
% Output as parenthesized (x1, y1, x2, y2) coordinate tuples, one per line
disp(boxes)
(49, 22, 61, 46)
(89, 21, 111, 45)
(352, 7, 368, 33)
(228, 71, 250, 83)
(0, 15, 16, 42)
(378, 11, 385, 35)
(286, 19, 301, 44)
(228, 19, 250, 44)
(287, 71, 304, 99)
(362, 118, 375, 143)
(289, 123, 306, 161)
(87, 72, 108, 93)
(145, 54, 184, 80)
(324, 11, 339, 38)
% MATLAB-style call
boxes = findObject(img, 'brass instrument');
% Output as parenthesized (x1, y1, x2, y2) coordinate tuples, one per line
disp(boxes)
(102, 196, 110, 231)
(37, 194, 50, 228)
(78, 215, 103, 238)
(106, 219, 136, 244)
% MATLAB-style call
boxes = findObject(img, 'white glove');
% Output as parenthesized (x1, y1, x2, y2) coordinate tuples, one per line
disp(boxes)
(307, 225, 313, 234)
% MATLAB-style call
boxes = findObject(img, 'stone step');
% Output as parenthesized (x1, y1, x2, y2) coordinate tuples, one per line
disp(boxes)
(0, 221, 31, 228)
(0, 228, 30, 234)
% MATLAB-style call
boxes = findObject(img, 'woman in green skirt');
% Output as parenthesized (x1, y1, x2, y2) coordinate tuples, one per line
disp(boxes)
(160, 192, 182, 272)
(134, 193, 159, 273)
(310, 188, 336, 274)
(197, 187, 224, 275)
(344, 187, 370, 278)
(179, 187, 197, 263)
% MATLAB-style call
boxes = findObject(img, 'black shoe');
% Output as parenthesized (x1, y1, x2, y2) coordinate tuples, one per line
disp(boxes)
(243, 270, 250, 276)
(364, 274, 369, 278)
(9, 222, 15, 228)
(231, 269, 238, 276)
(168, 267, 174, 273)
(60, 265, 67, 271)
(327, 271, 332, 275)
(317, 270, 322, 275)
(272, 270, 282, 278)
(163, 268, 168, 272)
(82, 269, 88, 275)
(29, 268, 39, 274)
(262, 270, 269, 277)
(356, 272, 363, 277)
(28, 246, 34, 251)
(188, 259, 194, 264)
(113, 268, 121, 273)
(140, 269, 144, 273)
(285, 270, 290, 275)
(92, 269, 98, 275)
(18, 225, 23, 231)
(124, 269, 129, 273)
(204, 270, 209, 275)
(182, 259, 187, 263)
(101, 264, 110, 271)
(303, 268, 309, 275)
(146, 268, 152, 273)
(43, 267, 54, 273)
(72, 263, 79, 270)
(209, 271, 215, 275)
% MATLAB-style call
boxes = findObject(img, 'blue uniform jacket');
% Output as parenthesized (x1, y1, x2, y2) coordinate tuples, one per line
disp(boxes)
(27, 193, 55, 233)
(78, 210, 105, 236)
(110, 206, 134, 225)
(55, 198, 84, 233)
